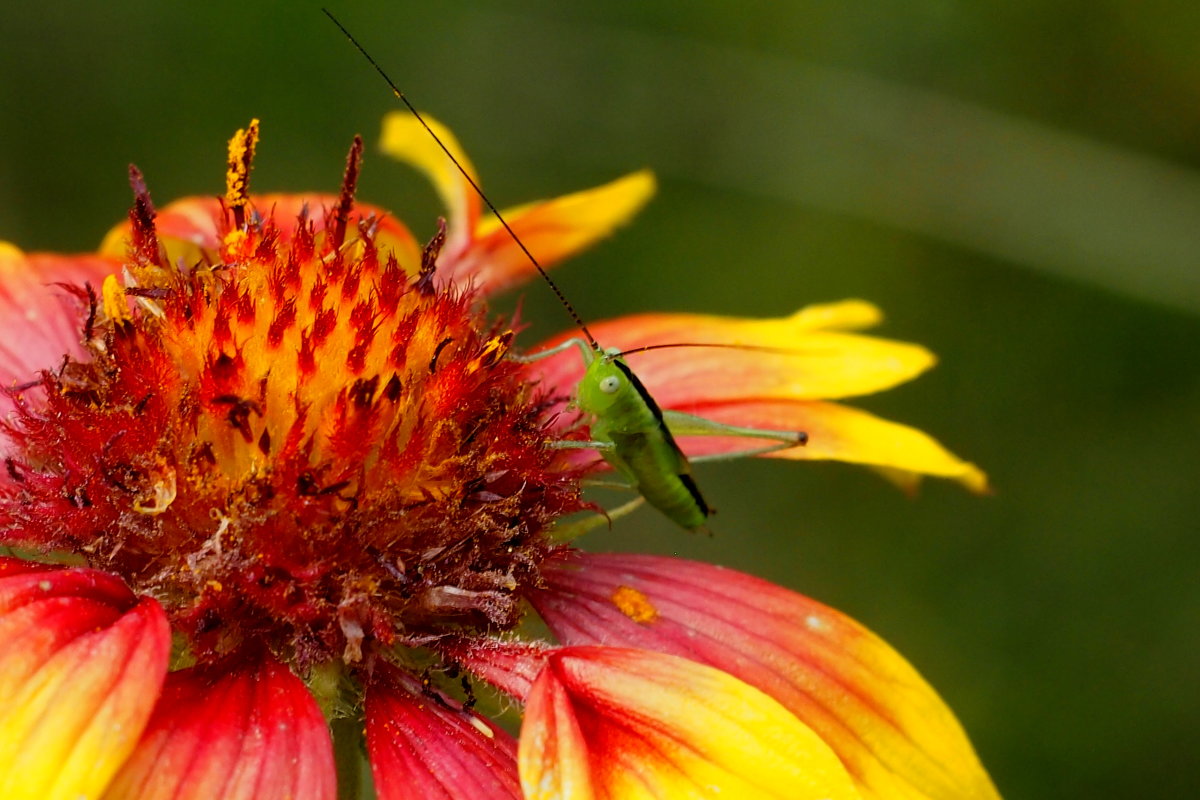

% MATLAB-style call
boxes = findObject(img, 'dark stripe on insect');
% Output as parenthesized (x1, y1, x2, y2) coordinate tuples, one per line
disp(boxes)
(677, 472, 710, 518)
(611, 359, 710, 518)
(612, 359, 665, 424)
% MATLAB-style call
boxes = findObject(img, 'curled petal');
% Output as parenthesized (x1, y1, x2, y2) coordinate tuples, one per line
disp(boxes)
(381, 110, 655, 296)
(677, 398, 988, 492)
(102, 657, 335, 800)
(367, 663, 521, 800)
(520, 646, 862, 800)
(381, 111, 481, 250)
(456, 170, 656, 296)
(0, 243, 118, 413)
(99, 194, 421, 275)
(528, 304, 934, 405)
(533, 553, 1000, 800)
(0, 558, 170, 800)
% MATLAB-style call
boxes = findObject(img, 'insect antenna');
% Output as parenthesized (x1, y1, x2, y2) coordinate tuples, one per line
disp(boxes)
(613, 342, 803, 359)
(323, 8, 599, 349)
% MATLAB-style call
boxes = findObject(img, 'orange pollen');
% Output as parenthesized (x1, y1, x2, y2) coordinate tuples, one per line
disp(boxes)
(224, 118, 260, 220)
(611, 585, 659, 625)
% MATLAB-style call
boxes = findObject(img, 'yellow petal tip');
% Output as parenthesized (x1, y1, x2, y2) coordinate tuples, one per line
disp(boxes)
(957, 462, 991, 494)
(790, 299, 884, 331)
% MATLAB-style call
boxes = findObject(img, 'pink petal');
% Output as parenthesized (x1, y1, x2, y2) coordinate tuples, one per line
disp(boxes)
(441, 637, 553, 702)
(102, 657, 335, 800)
(367, 663, 521, 800)
(0, 244, 118, 416)
(532, 552, 1000, 800)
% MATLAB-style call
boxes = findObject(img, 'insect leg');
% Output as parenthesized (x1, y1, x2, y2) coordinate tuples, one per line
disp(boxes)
(509, 337, 595, 365)
(550, 496, 646, 542)
(581, 478, 636, 490)
(547, 439, 615, 451)
(687, 442, 803, 463)
(662, 409, 807, 447)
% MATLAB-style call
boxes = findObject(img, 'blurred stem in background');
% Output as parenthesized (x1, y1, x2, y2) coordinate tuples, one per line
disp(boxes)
(451, 10, 1200, 316)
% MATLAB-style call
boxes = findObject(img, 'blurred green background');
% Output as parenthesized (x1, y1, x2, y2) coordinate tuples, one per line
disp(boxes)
(2, 1, 1197, 796)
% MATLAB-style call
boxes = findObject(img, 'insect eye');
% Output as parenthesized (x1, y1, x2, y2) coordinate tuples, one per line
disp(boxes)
(599, 375, 621, 394)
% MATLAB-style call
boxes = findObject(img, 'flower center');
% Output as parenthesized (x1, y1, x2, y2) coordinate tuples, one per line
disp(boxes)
(0, 131, 583, 666)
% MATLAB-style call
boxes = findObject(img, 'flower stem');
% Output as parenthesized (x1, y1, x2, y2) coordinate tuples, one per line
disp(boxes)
(332, 714, 370, 800)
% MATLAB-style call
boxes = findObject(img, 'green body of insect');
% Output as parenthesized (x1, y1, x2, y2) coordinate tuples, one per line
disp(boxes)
(575, 348, 710, 531)
(530, 337, 805, 532)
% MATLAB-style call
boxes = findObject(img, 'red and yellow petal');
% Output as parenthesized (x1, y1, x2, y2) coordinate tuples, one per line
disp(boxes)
(102, 657, 335, 800)
(366, 663, 521, 800)
(0, 558, 170, 800)
(457, 170, 655, 297)
(529, 305, 934, 406)
(533, 553, 1001, 800)
(380, 112, 482, 250)
(677, 398, 988, 492)
(0, 243, 119, 407)
(522, 300, 984, 490)
(519, 646, 862, 800)
(99, 194, 422, 276)
(381, 110, 655, 296)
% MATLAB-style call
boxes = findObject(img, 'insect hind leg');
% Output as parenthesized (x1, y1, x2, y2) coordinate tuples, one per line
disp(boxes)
(662, 409, 807, 463)
(687, 440, 803, 464)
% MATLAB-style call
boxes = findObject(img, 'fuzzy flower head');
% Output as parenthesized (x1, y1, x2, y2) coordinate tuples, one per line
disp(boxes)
(4, 127, 583, 667)
(0, 115, 997, 799)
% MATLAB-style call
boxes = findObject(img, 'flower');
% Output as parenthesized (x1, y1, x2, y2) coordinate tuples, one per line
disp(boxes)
(0, 114, 998, 799)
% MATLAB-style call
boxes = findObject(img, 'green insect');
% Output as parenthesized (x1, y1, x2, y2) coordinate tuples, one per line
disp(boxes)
(520, 335, 806, 531)
(327, 11, 807, 530)
(577, 348, 713, 530)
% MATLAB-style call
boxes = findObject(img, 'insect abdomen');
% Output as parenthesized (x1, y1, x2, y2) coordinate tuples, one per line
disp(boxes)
(612, 431, 710, 531)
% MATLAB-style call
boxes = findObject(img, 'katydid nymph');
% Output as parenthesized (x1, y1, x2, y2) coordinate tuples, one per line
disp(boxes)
(520, 335, 809, 531)
(325, 10, 808, 531)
